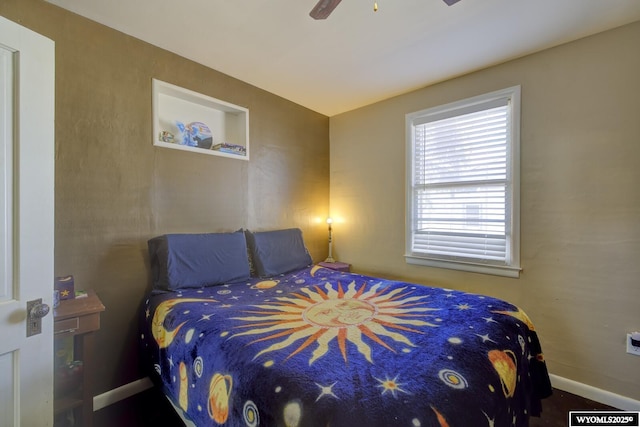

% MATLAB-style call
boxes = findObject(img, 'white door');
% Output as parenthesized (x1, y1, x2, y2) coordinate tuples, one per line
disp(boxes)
(0, 15, 55, 427)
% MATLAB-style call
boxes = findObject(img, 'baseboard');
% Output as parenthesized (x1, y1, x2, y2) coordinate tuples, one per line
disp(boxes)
(549, 374, 640, 411)
(93, 377, 154, 411)
(91, 374, 640, 413)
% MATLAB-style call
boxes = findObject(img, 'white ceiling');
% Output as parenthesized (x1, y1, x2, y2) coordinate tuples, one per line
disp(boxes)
(46, 0, 640, 116)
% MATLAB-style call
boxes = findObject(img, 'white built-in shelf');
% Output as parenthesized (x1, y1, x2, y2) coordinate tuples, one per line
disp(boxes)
(152, 79, 249, 160)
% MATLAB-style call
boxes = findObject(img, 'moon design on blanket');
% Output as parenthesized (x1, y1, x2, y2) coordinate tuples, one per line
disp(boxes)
(491, 307, 535, 331)
(152, 298, 216, 348)
(309, 265, 323, 277)
(232, 280, 439, 364)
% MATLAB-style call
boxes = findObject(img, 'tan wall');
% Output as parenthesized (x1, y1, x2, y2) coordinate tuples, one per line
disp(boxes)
(0, 0, 329, 399)
(330, 22, 640, 400)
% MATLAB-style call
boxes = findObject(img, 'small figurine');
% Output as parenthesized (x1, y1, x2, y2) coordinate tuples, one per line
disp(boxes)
(159, 131, 175, 143)
(176, 121, 197, 146)
(175, 121, 213, 148)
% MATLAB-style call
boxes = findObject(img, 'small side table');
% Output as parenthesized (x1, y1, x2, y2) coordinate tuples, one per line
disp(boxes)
(53, 290, 105, 427)
(318, 261, 351, 273)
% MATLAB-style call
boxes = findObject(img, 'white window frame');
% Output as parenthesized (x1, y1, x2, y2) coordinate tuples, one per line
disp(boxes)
(405, 86, 521, 278)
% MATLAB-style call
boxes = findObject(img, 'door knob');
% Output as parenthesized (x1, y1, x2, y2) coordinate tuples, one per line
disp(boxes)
(27, 298, 50, 337)
(30, 302, 50, 319)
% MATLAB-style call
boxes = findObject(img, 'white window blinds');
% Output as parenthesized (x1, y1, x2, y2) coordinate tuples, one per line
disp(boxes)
(406, 87, 520, 277)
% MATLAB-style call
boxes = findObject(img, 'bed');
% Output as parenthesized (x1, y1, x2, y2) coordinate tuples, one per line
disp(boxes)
(140, 228, 552, 427)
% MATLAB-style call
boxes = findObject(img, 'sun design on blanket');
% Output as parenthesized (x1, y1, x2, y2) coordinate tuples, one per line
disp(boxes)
(231, 280, 439, 364)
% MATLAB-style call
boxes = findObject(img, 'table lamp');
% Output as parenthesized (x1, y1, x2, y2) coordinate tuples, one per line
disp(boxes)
(324, 217, 335, 263)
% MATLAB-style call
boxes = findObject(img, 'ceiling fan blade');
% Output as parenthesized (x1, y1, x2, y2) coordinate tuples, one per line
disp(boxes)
(310, 0, 343, 20)
(443, 0, 462, 5)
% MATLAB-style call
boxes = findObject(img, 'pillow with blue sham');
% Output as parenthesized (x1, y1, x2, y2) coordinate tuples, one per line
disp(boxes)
(148, 230, 250, 290)
(245, 228, 312, 277)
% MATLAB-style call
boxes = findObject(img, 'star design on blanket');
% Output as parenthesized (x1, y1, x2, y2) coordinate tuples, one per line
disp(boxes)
(375, 374, 408, 398)
(231, 280, 439, 364)
(315, 382, 338, 401)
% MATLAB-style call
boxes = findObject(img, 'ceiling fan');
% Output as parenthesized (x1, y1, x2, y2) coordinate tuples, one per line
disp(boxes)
(310, 0, 461, 20)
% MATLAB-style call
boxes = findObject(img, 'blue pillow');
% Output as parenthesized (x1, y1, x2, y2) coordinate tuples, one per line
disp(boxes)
(245, 228, 313, 277)
(148, 231, 250, 290)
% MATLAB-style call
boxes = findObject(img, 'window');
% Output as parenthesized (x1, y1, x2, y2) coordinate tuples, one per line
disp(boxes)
(405, 86, 521, 278)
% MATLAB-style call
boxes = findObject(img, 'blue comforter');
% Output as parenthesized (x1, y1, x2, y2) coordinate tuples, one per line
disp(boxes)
(141, 266, 551, 427)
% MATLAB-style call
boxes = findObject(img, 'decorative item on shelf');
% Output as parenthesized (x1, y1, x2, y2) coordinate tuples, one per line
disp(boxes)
(212, 142, 247, 156)
(324, 217, 335, 263)
(158, 130, 175, 143)
(54, 275, 75, 300)
(175, 121, 213, 149)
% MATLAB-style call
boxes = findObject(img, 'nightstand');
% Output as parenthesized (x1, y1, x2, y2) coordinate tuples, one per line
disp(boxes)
(53, 290, 105, 427)
(318, 261, 351, 272)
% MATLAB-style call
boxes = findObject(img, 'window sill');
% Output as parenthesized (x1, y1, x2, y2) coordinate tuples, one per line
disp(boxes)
(404, 254, 521, 278)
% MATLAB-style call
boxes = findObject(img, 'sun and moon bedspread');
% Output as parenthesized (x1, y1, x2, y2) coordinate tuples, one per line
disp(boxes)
(141, 265, 552, 427)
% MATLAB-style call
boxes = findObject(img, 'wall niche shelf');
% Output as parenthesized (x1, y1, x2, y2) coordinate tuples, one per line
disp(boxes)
(152, 78, 249, 160)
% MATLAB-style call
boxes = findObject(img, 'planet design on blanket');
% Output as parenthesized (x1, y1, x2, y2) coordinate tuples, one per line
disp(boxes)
(251, 280, 279, 290)
(283, 400, 303, 427)
(232, 280, 440, 364)
(208, 373, 233, 424)
(193, 357, 204, 378)
(438, 369, 468, 390)
(488, 349, 518, 398)
(243, 400, 259, 427)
